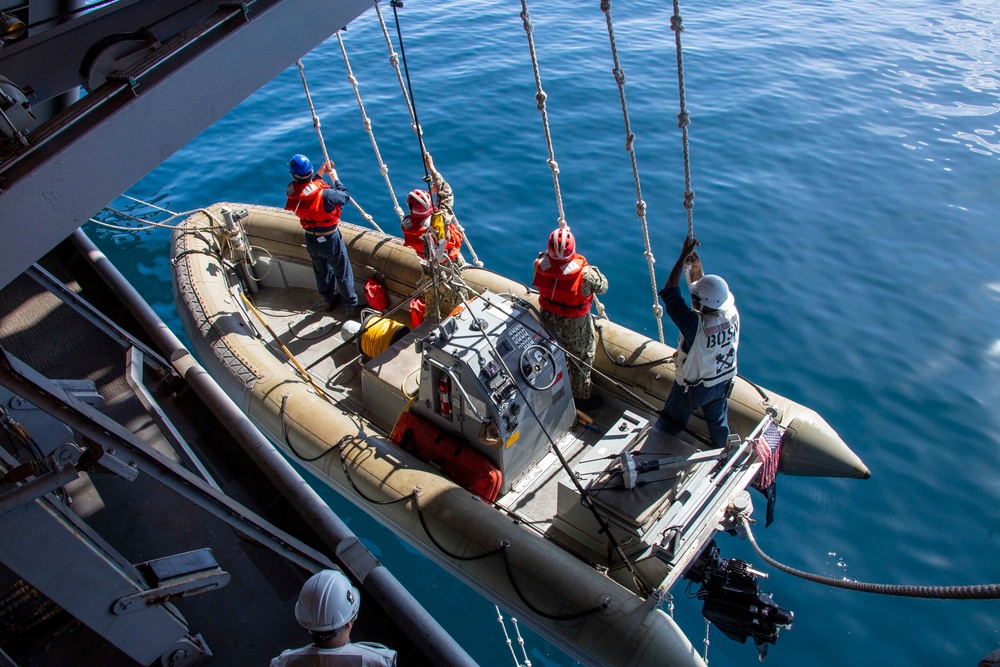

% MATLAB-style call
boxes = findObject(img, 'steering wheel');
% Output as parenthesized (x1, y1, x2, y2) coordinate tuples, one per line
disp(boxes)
(519, 344, 557, 391)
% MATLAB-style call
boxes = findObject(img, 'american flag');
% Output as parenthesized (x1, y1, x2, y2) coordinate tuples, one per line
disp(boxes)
(752, 418, 782, 490)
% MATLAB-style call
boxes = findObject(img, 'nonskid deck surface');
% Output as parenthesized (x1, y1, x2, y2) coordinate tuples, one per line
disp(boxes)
(252, 285, 368, 411)
(250, 284, 703, 536)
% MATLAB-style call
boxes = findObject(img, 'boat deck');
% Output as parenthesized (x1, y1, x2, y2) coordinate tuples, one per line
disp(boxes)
(251, 283, 711, 555)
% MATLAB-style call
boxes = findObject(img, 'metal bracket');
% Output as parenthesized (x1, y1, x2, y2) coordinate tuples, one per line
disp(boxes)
(114, 549, 230, 615)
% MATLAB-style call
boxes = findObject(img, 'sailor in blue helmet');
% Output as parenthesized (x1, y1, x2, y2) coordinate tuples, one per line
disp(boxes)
(655, 236, 740, 448)
(284, 154, 361, 317)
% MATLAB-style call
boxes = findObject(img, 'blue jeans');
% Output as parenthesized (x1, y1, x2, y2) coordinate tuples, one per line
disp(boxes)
(655, 380, 731, 448)
(305, 230, 357, 307)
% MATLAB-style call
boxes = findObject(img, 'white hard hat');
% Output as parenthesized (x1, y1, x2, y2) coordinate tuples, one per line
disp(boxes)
(690, 274, 730, 310)
(294, 570, 360, 633)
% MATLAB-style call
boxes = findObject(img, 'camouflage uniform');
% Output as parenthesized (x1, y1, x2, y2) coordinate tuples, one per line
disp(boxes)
(538, 265, 608, 399)
(410, 167, 468, 320)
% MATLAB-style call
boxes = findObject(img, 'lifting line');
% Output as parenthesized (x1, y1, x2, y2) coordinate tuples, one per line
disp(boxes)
(518, 0, 606, 317)
(669, 0, 697, 240)
(294, 58, 384, 233)
(380, 0, 485, 268)
(335, 31, 405, 223)
(600, 0, 666, 344)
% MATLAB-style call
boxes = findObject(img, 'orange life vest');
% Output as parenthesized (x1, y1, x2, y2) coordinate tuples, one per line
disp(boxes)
(532, 252, 593, 318)
(285, 179, 341, 231)
(401, 213, 463, 262)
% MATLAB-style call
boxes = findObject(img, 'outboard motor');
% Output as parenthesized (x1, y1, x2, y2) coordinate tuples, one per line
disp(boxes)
(685, 540, 793, 661)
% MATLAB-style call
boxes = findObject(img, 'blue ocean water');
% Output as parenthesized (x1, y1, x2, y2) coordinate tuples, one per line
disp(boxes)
(88, 1, 1000, 665)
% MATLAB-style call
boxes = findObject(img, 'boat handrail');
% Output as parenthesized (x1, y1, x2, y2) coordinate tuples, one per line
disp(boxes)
(422, 356, 489, 423)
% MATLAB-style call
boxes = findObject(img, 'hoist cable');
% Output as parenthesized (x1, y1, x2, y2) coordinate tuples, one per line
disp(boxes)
(374, 1, 418, 140)
(740, 516, 1000, 599)
(670, 0, 697, 239)
(377, 2, 484, 268)
(388, 0, 430, 185)
(600, 0, 666, 344)
(335, 31, 406, 222)
(295, 59, 384, 232)
(518, 0, 606, 317)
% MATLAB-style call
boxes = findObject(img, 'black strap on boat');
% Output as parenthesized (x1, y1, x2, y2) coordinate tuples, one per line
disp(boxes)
(388, 0, 432, 189)
(500, 542, 610, 621)
(331, 431, 613, 619)
(279, 395, 339, 463)
(740, 516, 1000, 599)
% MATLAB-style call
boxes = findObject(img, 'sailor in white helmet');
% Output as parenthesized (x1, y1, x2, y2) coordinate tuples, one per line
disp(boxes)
(655, 236, 740, 448)
(270, 569, 397, 667)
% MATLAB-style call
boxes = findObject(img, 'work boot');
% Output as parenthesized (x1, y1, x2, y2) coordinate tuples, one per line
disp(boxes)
(575, 395, 603, 411)
(345, 298, 366, 320)
(324, 295, 341, 312)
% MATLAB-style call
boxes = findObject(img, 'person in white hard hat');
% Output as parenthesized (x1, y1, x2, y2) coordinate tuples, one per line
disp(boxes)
(270, 569, 397, 667)
(655, 236, 740, 448)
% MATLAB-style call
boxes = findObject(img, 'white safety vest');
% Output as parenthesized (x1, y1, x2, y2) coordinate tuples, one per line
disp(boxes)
(270, 642, 397, 667)
(676, 295, 739, 388)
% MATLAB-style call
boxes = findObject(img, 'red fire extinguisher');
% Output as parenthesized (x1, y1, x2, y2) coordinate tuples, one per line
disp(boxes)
(438, 376, 452, 417)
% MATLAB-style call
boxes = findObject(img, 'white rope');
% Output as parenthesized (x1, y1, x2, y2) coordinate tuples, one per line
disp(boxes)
(495, 606, 523, 667)
(703, 618, 711, 664)
(90, 202, 221, 232)
(517, 0, 567, 231)
(600, 0, 666, 343)
(374, 0, 419, 141)
(336, 31, 406, 223)
(518, 0, 605, 318)
(510, 614, 532, 667)
(295, 59, 384, 232)
(374, 0, 485, 268)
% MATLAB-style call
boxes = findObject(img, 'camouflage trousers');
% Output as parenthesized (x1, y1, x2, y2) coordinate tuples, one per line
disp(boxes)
(539, 310, 597, 400)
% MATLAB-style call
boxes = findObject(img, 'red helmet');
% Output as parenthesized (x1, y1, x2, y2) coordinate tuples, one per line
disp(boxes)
(407, 189, 433, 217)
(547, 227, 576, 262)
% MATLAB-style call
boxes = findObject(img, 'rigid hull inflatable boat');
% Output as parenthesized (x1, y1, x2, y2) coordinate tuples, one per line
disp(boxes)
(171, 203, 870, 667)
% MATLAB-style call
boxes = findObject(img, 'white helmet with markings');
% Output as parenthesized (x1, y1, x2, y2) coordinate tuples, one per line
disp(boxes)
(295, 569, 360, 633)
(690, 274, 730, 310)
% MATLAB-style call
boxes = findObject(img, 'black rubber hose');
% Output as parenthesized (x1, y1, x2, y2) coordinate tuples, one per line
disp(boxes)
(741, 517, 1000, 599)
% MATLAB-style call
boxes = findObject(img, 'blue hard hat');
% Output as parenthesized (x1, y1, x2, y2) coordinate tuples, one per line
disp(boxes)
(289, 154, 314, 177)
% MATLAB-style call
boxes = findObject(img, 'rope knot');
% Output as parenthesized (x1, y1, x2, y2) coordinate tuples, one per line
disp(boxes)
(635, 199, 646, 217)
(624, 132, 635, 151)
(670, 14, 684, 32)
(535, 90, 547, 110)
(652, 304, 664, 318)
(613, 67, 626, 86)
(677, 111, 690, 128)
(313, 118, 322, 130)
(389, 52, 399, 67)
(363, 118, 372, 132)
(520, 9, 532, 29)
(348, 75, 357, 85)
(547, 158, 560, 174)
(600, 0, 611, 12)
(683, 189, 695, 210)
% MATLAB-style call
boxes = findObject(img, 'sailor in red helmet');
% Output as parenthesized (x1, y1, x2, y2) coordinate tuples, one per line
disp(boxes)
(401, 153, 466, 321)
(285, 154, 361, 318)
(532, 227, 608, 411)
